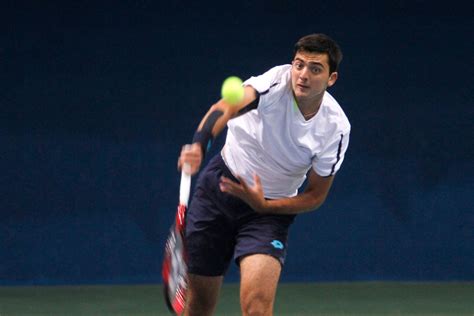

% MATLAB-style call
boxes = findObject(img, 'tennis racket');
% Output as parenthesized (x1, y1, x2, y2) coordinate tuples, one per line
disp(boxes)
(162, 163, 191, 315)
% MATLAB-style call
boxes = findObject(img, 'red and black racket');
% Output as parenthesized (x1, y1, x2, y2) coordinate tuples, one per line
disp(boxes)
(162, 164, 191, 315)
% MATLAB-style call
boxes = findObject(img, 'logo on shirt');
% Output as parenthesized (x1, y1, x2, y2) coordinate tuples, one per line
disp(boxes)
(271, 240, 284, 250)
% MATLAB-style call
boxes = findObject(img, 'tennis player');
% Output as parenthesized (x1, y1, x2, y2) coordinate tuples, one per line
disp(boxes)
(178, 33, 350, 316)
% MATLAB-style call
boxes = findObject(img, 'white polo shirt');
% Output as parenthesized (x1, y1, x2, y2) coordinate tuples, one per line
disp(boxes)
(222, 64, 351, 199)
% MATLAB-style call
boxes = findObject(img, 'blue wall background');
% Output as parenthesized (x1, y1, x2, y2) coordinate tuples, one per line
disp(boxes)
(1, 1, 472, 285)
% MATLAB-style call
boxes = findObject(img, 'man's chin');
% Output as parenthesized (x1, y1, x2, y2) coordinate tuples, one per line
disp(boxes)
(293, 90, 308, 99)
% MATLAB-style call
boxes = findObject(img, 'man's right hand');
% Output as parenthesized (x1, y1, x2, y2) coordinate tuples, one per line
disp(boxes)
(177, 143, 203, 175)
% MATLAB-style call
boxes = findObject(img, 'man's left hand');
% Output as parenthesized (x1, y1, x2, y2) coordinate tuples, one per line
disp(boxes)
(219, 173, 268, 213)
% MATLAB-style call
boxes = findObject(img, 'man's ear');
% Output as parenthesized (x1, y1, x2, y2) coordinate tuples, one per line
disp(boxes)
(327, 72, 338, 87)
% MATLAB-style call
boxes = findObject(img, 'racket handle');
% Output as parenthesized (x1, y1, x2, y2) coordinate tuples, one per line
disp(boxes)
(180, 163, 191, 206)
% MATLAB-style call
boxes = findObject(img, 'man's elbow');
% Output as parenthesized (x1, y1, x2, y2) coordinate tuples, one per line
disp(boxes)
(307, 194, 328, 212)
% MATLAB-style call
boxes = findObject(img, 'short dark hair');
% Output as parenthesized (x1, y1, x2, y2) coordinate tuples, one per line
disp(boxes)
(294, 33, 343, 74)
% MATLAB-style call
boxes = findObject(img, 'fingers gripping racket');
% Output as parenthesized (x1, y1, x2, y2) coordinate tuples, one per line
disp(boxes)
(162, 164, 191, 315)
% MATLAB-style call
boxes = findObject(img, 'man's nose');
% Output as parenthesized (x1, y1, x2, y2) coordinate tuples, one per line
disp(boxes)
(299, 67, 309, 80)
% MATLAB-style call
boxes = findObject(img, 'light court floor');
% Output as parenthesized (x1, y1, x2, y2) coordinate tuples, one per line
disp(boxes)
(0, 282, 473, 315)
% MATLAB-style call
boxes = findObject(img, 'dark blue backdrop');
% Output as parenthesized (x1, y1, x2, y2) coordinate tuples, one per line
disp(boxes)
(1, 1, 473, 285)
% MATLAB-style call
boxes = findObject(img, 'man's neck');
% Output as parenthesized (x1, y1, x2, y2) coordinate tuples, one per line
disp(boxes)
(294, 92, 324, 118)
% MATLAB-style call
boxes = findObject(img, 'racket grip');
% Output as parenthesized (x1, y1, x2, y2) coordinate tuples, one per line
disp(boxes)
(180, 163, 191, 206)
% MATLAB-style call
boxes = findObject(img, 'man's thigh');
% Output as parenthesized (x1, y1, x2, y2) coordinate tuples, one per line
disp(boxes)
(185, 186, 236, 276)
(185, 154, 242, 276)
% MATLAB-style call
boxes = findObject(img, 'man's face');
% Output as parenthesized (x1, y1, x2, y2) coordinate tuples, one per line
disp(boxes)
(291, 51, 338, 102)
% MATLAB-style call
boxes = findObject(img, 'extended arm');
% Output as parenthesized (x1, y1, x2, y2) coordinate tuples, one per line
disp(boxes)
(178, 86, 258, 174)
(219, 169, 334, 215)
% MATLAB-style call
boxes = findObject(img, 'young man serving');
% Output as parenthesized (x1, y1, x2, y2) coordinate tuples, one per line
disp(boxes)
(177, 33, 351, 316)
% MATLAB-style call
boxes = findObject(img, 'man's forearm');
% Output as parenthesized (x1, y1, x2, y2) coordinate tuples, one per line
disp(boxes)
(262, 191, 326, 215)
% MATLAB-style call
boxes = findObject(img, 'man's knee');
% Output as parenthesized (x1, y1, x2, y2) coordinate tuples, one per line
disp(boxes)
(187, 289, 217, 312)
(241, 290, 274, 316)
(185, 274, 223, 316)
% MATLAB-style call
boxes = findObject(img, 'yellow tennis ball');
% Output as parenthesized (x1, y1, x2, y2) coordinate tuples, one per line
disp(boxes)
(221, 76, 244, 105)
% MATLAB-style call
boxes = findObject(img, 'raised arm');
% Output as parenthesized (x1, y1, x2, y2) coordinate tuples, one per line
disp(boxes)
(177, 86, 258, 174)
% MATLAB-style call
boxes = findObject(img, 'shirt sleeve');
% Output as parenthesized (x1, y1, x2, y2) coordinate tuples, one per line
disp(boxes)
(313, 130, 350, 177)
(243, 65, 291, 110)
(243, 66, 284, 92)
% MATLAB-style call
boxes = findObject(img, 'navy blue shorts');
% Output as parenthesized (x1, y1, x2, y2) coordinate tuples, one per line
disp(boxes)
(185, 154, 296, 276)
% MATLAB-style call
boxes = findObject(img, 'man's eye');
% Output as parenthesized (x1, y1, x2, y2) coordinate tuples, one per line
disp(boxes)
(311, 67, 322, 74)
(294, 62, 304, 69)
